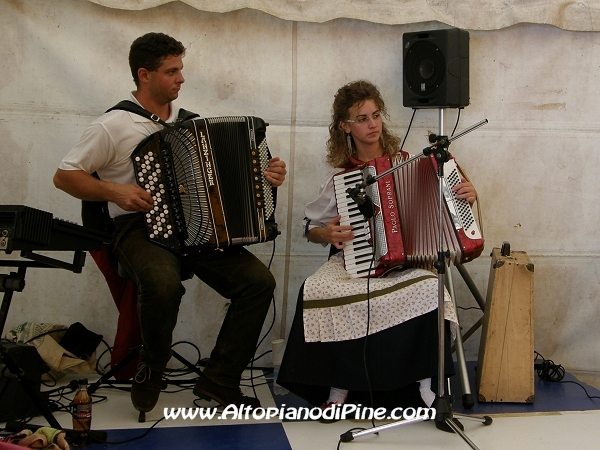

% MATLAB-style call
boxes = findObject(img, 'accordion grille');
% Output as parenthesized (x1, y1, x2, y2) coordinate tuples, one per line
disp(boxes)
(164, 127, 212, 247)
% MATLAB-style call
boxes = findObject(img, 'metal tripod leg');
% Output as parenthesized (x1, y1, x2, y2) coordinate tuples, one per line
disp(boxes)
(341, 394, 493, 447)
(455, 262, 486, 310)
(444, 415, 483, 450)
(445, 268, 474, 409)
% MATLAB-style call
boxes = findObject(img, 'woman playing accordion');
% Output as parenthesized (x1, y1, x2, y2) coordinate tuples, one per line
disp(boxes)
(277, 80, 479, 413)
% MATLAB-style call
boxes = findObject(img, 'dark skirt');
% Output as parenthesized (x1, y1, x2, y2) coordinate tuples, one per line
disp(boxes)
(277, 283, 455, 409)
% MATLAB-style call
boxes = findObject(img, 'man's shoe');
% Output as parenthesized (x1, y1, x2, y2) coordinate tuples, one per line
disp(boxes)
(131, 363, 163, 412)
(193, 372, 260, 408)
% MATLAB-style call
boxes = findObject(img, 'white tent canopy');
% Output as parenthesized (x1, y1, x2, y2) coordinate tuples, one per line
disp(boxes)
(89, 0, 600, 31)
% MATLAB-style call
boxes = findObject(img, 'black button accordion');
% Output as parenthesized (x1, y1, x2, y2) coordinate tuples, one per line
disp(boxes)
(131, 116, 278, 254)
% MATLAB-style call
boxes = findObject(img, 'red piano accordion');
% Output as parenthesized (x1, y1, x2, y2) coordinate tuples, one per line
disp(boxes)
(333, 153, 484, 278)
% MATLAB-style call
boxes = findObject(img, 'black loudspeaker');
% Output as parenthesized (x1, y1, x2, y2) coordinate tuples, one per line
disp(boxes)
(0, 343, 49, 422)
(403, 28, 469, 108)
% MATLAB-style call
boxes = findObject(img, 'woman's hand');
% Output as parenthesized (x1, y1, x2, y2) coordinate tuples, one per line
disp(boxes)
(308, 215, 354, 249)
(452, 180, 477, 205)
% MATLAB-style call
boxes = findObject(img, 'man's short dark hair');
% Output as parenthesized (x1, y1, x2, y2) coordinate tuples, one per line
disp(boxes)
(129, 33, 186, 86)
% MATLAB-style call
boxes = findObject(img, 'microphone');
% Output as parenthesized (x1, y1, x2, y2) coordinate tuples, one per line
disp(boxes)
(346, 186, 375, 219)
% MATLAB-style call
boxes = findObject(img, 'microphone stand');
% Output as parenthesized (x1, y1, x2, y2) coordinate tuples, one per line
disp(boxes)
(343, 113, 491, 449)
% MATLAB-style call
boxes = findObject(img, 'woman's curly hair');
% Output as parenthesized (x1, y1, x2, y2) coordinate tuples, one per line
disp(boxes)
(326, 80, 401, 168)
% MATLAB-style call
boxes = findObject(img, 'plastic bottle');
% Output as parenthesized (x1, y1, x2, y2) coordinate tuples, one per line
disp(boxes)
(71, 378, 92, 447)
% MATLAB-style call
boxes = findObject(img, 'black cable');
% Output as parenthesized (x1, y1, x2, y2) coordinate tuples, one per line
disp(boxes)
(22, 328, 69, 345)
(100, 417, 166, 445)
(362, 229, 377, 428)
(251, 350, 272, 363)
(534, 351, 600, 400)
(457, 306, 481, 311)
(400, 109, 417, 151)
(450, 108, 462, 138)
(40, 373, 60, 389)
(534, 351, 565, 382)
(338, 427, 369, 449)
(94, 339, 114, 374)
(340, 114, 420, 440)
(247, 238, 278, 398)
(168, 341, 203, 372)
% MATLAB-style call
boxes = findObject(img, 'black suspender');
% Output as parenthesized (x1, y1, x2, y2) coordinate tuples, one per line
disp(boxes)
(105, 100, 199, 126)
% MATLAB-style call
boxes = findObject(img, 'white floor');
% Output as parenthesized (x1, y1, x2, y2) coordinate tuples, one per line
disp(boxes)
(4, 371, 600, 450)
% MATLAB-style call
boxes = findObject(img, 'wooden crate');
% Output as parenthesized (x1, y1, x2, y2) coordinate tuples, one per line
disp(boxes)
(477, 247, 535, 403)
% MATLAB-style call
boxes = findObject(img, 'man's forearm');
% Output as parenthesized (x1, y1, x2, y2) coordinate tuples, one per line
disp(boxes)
(53, 169, 113, 202)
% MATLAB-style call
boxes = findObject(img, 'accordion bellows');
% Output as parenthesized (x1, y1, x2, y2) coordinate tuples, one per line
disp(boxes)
(334, 154, 484, 278)
(131, 116, 278, 254)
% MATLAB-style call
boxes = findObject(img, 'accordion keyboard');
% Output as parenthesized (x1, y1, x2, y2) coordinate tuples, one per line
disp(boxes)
(333, 170, 377, 277)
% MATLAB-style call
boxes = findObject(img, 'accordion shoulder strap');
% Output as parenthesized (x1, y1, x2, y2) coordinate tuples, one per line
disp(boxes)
(106, 100, 199, 127)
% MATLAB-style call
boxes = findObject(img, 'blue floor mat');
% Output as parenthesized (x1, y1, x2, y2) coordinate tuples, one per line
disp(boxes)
(270, 362, 600, 416)
(90, 422, 291, 449)
(451, 361, 600, 415)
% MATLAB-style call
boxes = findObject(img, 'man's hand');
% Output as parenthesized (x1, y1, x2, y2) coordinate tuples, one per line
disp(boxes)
(53, 168, 154, 212)
(112, 183, 154, 212)
(264, 157, 287, 187)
